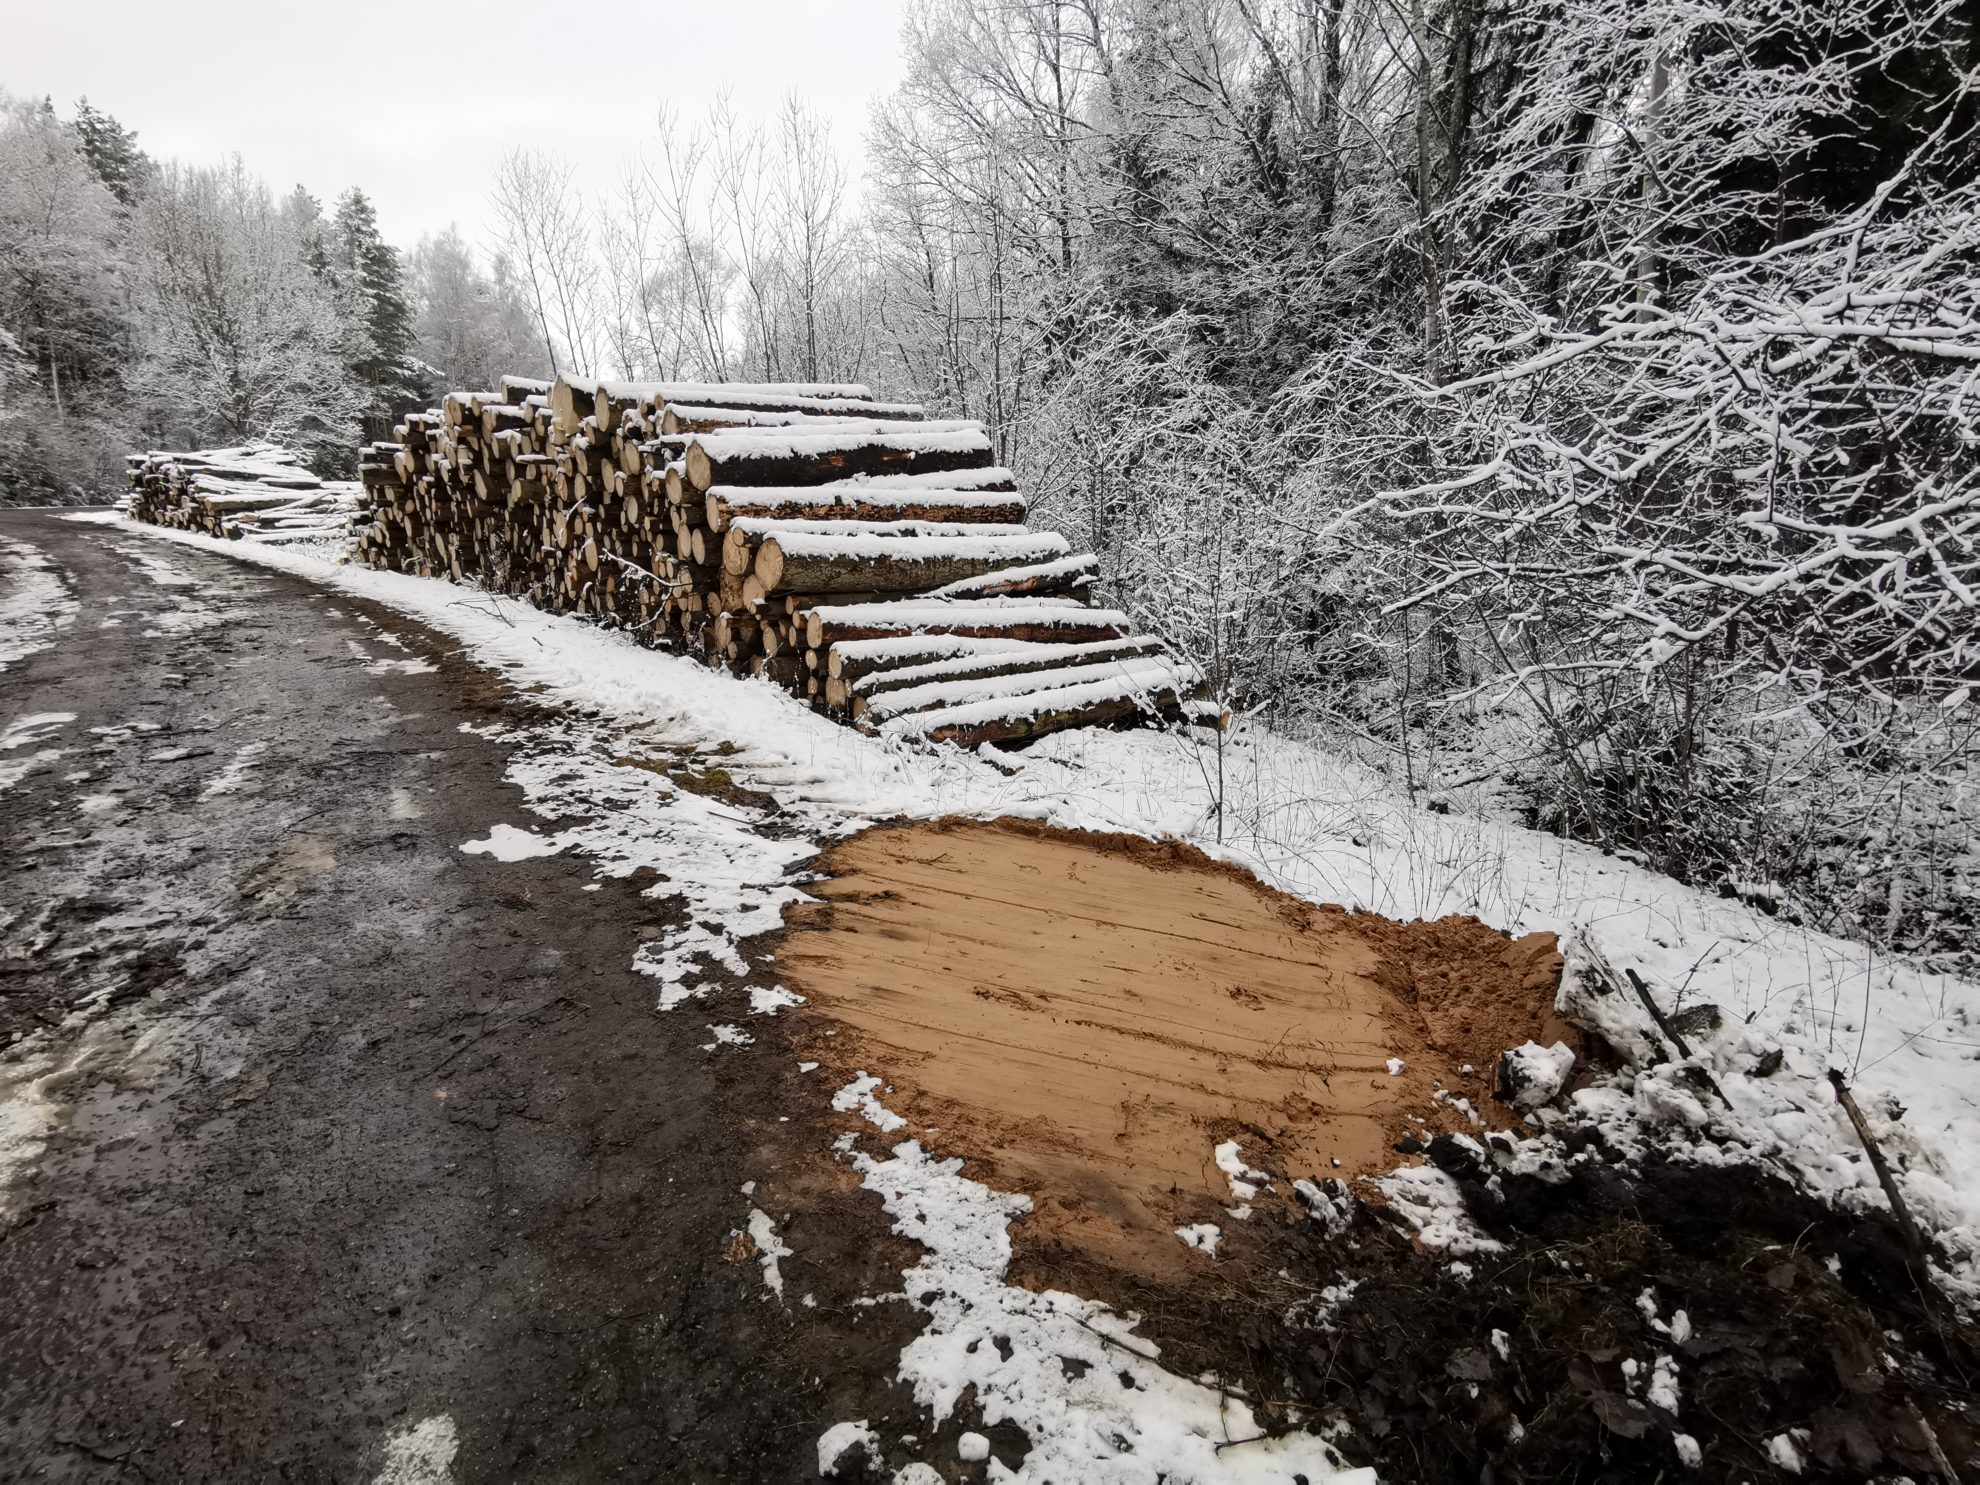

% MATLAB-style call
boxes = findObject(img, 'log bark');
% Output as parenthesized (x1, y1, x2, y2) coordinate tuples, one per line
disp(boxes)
(900, 691, 1155, 749)
(826, 635, 1035, 683)
(928, 553, 1099, 601)
(705, 488, 1025, 532)
(753, 530, 1067, 597)
(860, 653, 1189, 725)
(683, 427, 993, 492)
(855, 635, 1166, 703)
(805, 603, 1132, 650)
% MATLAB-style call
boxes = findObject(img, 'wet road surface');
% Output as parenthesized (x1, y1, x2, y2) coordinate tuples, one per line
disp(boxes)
(0, 511, 918, 1481)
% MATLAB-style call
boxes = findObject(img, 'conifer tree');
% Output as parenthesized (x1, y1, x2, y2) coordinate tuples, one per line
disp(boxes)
(330, 187, 422, 435)
(70, 98, 149, 208)
(286, 185, 332, 279)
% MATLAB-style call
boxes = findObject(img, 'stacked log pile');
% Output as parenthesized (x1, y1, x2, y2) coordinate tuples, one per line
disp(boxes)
(125, 445, 362, 544)
(133, 378, 1201, 748)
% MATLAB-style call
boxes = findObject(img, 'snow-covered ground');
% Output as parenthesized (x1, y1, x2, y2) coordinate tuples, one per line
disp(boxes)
(0, 534, 78, 672)
(89, 512, 1980, 1474)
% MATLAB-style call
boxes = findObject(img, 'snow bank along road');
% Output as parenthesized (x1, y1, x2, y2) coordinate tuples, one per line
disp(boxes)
(0, 510, 934, 1479)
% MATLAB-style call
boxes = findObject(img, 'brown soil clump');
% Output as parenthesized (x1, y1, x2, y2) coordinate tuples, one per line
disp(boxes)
(778, 817, 1568, 1280)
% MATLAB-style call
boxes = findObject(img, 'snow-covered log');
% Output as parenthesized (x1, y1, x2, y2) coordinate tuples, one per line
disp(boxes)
(878, 660, 1200, 748)
(704, 484, 1026, 532)
(681, 426, 995, 492)
(859, 652, 1193, 726)
(661, 400, 926, 435)
(753, 528, 1068, 596)
(847, 635, 1169, 718)
(800, 599, 1133, 650)
(926, 553, 1099, 600)
(126, 445, 361, 541)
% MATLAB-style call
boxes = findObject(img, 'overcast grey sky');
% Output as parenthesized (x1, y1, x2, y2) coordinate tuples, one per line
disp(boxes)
(6, 0, 908, 248)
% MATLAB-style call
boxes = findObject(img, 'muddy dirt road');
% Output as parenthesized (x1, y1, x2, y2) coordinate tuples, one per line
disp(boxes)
(0, 511, 915, 1481)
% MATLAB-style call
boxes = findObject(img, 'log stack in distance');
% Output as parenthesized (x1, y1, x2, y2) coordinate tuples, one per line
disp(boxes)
(130, 379, 1205, 749)
(125, 444, 362, 544)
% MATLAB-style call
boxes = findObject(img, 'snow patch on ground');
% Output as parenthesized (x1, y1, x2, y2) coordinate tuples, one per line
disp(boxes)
(106, 540, 198, 587)
(0, 1024, 134, 1217)
(851, 1131, 1371, 1482)
(0, 711, 76, 795)
(0, 1046, 70, 1217)
(372, 1414, 459, 1484)
(1374, 1166, 1506, 1255)
(748, 1207, 792, 1299)
(106, 541, 228, 637)
(347, 638, 438, 676)
(1215, 1140, 1271, 1202)
(444, 722, 815, 1005)
(1175, 1223, 1222, 1256)
(749, 983, 805, 1015)
(201, 741, 267, 798)
(1, 712, 77, 751)
(0, 536, 77, 671)
(817, 1420, 880, 1476)
(459, 822, 562, 862)
(0, 748, 64, 794)
(833, 1073, 907, 1134)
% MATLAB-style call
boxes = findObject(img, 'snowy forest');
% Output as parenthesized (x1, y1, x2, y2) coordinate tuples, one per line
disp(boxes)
(5, 0, 1976, 970)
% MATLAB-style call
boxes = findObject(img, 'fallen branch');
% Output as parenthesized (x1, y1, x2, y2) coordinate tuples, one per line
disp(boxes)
(1624, 967, 1730, 1107)
(1826, 1067, 1933, 1277)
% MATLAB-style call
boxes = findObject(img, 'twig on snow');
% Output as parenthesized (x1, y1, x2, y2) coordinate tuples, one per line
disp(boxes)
(1624, 966, 1730, 1108)
(1826, 1067, 1933, 1279)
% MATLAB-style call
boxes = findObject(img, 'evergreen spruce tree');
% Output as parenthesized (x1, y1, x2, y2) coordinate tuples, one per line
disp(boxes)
(331, 187, 422, 438)
(70, 98, 149, 207)
(286, 185, 332, 279)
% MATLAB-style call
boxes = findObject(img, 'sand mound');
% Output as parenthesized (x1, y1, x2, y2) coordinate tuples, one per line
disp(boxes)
(778, 817, 1568, 1278)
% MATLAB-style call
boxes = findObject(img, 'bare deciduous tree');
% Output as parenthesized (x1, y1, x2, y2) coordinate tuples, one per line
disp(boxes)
(491, 148, 600, 377)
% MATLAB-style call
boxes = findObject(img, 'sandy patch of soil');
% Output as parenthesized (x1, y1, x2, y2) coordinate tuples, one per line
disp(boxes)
(778, 816, 1569, 1279)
